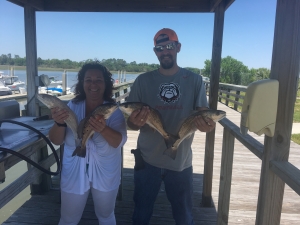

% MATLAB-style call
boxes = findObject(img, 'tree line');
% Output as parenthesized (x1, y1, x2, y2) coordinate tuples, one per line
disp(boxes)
(0, 54, 200, 75)
(0, 53, 270, 86)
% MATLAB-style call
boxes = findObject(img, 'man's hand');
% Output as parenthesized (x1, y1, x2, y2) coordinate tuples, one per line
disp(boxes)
(194, 107, 216, 132)
(194, 116, 216, 132)
(127, 106, 150, 130)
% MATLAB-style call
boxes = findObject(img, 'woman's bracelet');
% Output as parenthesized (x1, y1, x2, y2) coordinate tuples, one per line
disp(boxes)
(55, 121, 67, 127)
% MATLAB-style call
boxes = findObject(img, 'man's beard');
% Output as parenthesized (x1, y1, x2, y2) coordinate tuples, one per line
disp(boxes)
(160, 55, 174, 69)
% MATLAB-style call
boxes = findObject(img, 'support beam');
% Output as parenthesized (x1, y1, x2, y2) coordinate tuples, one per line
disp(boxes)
(202, 0, 225, 207)
(24, 6, 39, 116)
(255, 1, 300, 225)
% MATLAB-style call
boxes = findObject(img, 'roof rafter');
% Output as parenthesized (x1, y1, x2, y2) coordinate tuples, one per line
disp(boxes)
(8, 0, 44, 10)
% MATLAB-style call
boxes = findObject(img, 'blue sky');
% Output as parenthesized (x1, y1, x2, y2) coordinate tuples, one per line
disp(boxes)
(0, 0, 276, 69)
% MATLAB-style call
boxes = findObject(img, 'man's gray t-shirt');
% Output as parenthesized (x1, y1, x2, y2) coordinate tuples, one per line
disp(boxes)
(127, 68, 208, 171)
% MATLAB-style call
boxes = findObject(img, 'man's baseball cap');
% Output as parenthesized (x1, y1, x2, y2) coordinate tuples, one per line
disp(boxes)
(154, 28, 179, 45)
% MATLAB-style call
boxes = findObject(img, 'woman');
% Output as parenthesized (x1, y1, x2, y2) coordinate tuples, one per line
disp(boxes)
(49, 61, 127, 225)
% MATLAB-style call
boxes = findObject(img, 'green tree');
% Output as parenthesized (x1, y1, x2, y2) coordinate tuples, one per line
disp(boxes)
(253, 67, 270, 80)
(202, 60, 211, 78)
(202, 56, 248, 85)
(185, 67, 200, 74)
(0, 53, 212, 74)
(220, 56, 248, 84)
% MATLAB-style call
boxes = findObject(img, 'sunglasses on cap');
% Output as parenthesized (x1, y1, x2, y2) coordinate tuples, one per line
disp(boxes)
(154, 42, 176, 52)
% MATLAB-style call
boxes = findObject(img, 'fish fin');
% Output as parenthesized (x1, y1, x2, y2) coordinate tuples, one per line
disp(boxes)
(164, 133, 178, 149)
(78, 118, 89, 139)
(163, 147, 177, 160)
(72, 146, 86, 158)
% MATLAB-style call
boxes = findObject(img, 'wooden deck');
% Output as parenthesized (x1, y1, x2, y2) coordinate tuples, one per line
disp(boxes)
(3, 102, 300, 225)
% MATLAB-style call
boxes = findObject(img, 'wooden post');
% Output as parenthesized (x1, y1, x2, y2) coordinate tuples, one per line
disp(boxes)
(218, 88, 222, 102)
(62, 70, 67, 95)
(24, 6, 39, 117)
(117, 147, 123, 200)
(27, 146, 51, 194)
(10, 67, 14, 76)
(255, 1, 300, 224)
(217, 128, 235, 225)
(202, 0, 225, 207)
(225, 88, 230, 106)
(0, 162, 5, 183)
(234, 90, 240, 110)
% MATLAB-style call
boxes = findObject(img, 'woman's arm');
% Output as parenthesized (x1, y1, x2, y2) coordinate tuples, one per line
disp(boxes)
(48, 107, 68, 145)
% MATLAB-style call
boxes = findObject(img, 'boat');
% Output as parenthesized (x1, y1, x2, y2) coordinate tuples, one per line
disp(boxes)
(0, 80, 12, 96)
(47, 76, 63, 87)
(38, 74, 73, 96)
(38, 85, 72, 96)
(0, 72, 26, 92)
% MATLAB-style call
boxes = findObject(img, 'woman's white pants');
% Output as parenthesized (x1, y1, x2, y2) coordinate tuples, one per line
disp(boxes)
(58, 187, 119, 225)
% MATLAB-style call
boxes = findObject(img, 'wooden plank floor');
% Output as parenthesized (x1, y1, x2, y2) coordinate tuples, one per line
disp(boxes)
(3, 102, 300, 225)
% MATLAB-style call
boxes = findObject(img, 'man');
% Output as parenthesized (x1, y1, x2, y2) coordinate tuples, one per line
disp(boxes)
(127, 28, 215, 225)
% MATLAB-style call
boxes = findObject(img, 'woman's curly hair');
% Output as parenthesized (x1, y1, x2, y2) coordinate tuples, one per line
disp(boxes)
(72, 60, 115, 103)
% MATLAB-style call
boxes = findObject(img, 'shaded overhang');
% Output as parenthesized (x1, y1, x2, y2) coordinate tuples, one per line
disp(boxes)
(7, 0, 234, 12)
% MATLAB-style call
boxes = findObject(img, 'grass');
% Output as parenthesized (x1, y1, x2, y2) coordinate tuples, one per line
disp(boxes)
(291, 134, 300, 145)
(291, 89, 300, 144)
(294, 98, 300, 122)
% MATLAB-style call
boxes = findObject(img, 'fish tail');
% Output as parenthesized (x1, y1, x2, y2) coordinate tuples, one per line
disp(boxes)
(72, 146, 86, 158)
(75, 138, 81, 147)
(163, 147, 177, 160)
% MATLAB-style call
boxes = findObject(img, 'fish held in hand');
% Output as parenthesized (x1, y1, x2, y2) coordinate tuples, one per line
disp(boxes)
(164, 109, 226, 160)
(36, 94, 79, 141)
(72, 103, 118, 158)
(119, 102, 177, 148)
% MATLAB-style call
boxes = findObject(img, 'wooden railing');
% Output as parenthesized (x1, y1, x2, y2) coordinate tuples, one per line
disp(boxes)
(0, 81, 133, 210)
(0, 138, 61, 209)
(204, 81, 247, 111)
(203, 81, 300, 224)
(113, 80, 134, 103)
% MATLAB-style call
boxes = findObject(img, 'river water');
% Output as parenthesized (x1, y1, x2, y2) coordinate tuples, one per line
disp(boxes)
(6, 69, 138, 111)
(3, 69, 138, 88)
(0, 69, 139, 223)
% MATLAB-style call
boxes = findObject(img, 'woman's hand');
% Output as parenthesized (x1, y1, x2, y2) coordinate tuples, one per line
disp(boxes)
(89, 115, 107, 133)
(89, 115, 122, 148)
(50, 107, 69, 124)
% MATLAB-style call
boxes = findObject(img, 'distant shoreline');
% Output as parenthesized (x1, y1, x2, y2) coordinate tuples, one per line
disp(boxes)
(0, 65, 140, 74)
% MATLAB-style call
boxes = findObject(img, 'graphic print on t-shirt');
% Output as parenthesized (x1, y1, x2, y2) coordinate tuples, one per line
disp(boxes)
(158, 82, 181, 104)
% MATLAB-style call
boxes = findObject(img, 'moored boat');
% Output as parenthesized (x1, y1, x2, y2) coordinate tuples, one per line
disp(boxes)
(0, 80, 13, 96)
(0, 72, 26, 93)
